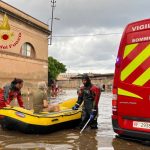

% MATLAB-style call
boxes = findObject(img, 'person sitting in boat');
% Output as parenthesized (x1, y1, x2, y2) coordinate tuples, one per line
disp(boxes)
(0, 78, 24, 109)
(33, 82, 60, 114)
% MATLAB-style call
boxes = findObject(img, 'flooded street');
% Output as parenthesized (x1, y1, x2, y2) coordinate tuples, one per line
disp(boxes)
(0, 90, 149, 150)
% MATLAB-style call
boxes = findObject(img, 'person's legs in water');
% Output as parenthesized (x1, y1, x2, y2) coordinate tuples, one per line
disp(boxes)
(79, 109, 90, 129)
(90, 111, 98, 129)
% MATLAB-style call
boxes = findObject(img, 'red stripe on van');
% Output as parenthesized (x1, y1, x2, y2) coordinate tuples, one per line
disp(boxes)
(123, 57, 150, 84)
(121, 42, 148, 70)
(143, 80, 150, 87)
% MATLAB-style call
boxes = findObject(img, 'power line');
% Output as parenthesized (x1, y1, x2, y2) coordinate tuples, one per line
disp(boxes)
(52, 32, 122, 38)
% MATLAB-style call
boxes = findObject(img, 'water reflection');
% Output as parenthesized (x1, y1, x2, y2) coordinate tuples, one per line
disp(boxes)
(112, 138, 150, 150)
(0, 128, 98, 150)
(74, 130, 98, 150)
(0, 91, 149, 150)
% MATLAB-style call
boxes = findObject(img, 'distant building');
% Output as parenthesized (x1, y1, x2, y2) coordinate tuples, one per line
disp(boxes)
(57, 73, 78, 80)
(0, 1, 50, 91)
(57, 73, 114, 91)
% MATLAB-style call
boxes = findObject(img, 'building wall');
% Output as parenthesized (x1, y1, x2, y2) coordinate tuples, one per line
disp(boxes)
(0, 49, 48, 93)
(0, 13, 48, 60)
(0, 1, 49, 93)
(57, 76, 113, 91)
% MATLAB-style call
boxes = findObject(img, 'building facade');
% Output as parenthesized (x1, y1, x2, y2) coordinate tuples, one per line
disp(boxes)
(0, 1, 50, 92)
(57, 73, 114, 91)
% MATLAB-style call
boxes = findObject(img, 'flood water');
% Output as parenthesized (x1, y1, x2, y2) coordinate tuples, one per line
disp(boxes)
(0, 90, 149, 150)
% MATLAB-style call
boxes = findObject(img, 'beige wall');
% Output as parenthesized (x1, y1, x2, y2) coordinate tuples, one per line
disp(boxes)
(57, 77, 113, 91)
(0, 1, 50, 93)
(0, 13, 48, 60)
(0, 53, 48, 92)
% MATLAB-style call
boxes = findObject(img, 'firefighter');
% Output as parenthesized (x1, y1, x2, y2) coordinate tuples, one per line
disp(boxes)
(72, 74, 101, 129)
(0, 78, 24, 109)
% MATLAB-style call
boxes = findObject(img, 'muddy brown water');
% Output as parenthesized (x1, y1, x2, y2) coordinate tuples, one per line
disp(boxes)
(0, 90, 149, 150)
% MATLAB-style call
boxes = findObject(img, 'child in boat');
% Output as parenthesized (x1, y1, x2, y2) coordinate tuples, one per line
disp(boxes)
(33, 82, 59, 113)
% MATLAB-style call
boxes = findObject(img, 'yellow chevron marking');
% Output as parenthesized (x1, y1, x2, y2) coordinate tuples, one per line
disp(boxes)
(121, 44, 150, 81)
(123, 43, 138, 59)
(133, 68, 150, 86)
(118, 88, 143, 99)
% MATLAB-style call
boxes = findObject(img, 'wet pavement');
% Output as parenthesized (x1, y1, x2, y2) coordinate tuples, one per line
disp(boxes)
(0, 90, 149, 150)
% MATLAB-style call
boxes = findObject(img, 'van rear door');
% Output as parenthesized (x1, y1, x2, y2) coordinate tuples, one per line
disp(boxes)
(117, 29, 150, 132)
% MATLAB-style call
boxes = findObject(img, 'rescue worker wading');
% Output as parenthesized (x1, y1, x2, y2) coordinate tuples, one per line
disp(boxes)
(72, 74, 101, 129)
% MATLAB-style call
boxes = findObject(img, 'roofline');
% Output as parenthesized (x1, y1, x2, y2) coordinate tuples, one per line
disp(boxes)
(70, 73, 114, 79)
(0, 7, 51, 35)
(1, 0, 48, 26)
(0, 1, 51, 35)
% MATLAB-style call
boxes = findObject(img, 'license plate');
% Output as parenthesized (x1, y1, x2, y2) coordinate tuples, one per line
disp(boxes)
(133, 121, 150, 129)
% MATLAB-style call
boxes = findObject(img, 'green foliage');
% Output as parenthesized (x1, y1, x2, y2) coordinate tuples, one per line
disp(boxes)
(48, 56, 67, 80)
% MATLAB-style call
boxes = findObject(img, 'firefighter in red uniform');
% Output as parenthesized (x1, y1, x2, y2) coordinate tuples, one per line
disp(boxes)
(0, 78, 24, 108)
(72, 74, 101, 129)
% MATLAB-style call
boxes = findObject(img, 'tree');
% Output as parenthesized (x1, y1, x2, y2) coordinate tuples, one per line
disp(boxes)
(48, 56, 67, 84)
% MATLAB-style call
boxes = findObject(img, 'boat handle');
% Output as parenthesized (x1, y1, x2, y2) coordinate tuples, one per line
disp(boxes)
(52, 118, 59, 122)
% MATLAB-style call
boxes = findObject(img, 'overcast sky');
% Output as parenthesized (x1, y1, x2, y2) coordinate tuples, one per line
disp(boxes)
(2, 0, 150, 73)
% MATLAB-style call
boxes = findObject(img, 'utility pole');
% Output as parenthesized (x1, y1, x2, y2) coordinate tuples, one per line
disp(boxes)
(50, 0, 56, 45)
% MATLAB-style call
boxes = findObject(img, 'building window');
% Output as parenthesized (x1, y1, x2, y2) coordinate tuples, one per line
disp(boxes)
(21, 43, 35, 57)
